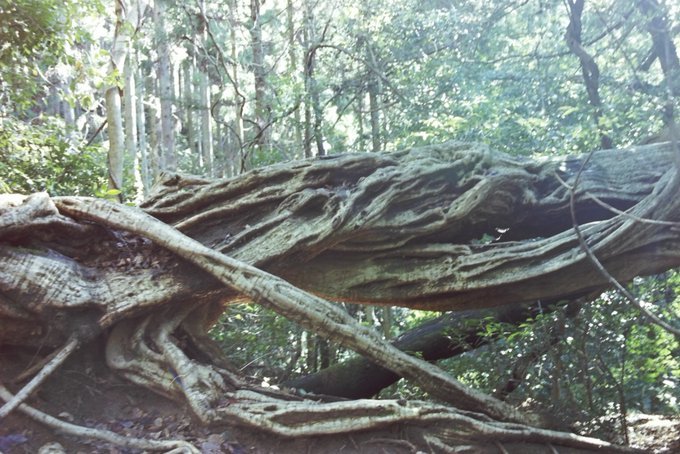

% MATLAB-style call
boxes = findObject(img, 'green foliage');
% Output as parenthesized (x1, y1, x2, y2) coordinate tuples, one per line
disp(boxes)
(0, 0, 63, 65)
(439, 276, 679, 435)
(211, 304, 305, 379)
(0, 0, 65, 114)
(0, 0, 107, 118)
(0, 117, 106, 195)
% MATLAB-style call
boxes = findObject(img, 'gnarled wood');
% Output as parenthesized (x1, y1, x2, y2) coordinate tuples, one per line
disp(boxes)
(1, 141, 677, 452)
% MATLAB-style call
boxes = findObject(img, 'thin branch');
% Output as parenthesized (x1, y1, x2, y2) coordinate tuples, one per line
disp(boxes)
(0, 383, 199, 453)
(83, 119, 107, 148)
(553, 171, 680, 227)
(0, 335, 80, 419)
(566, 151, 680, 338)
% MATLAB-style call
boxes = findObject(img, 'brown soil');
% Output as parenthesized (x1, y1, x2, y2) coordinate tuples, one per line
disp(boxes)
(1, 343, 677, 454)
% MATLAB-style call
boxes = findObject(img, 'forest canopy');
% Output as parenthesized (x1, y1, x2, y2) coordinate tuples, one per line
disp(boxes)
(0, 0, 679, 453)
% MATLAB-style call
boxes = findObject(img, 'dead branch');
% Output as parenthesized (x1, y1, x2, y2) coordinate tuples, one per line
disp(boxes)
(0, 335, 80, 419)
(0, 383, 200, 453)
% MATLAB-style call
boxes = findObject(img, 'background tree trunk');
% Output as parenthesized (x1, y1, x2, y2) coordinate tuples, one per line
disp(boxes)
(106, 0, 132, 197)
(154, 0, 176, 172)
(135, 57, 150, 195)
(565, 0, 613, 150)
(249, 0, 270, 158)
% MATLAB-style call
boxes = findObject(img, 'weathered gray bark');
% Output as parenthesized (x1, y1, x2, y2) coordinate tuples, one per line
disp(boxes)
(140, 141, 680, 310)
(1, 141, 678, 452)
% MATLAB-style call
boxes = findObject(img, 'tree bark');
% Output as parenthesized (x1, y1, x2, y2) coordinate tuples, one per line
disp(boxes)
(287, 0, 304, 158)
(105, 0, 147, 198)
(303, 0, 324, 157)
(105, 85, 125, 197)
(228, 0, 246, 173)
(638, 0, 680, 126)
(135, 51, 150, 195)
(638, 0, 680, 88)
(199, 70, 213, 175)
(1, 141, 677, 452)
(4, 141, 676, 338)
(183, 60, 198, 170)
(154, 0, 176, 172)
(249, 0, 270, 157)
(106, 1, 130, 197)
(565, 0, 614, 150)
(198, 0, 214, 176)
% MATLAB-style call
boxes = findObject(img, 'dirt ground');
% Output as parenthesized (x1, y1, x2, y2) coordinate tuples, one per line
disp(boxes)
(1, 344, 678, 454)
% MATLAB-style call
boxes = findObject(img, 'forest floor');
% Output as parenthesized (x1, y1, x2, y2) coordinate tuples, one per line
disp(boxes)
(1, 344, 678, 454)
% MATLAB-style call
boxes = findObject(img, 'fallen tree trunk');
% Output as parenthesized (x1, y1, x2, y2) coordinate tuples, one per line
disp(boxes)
(1, 141, 678, 452)
(283, 300, 556, 398)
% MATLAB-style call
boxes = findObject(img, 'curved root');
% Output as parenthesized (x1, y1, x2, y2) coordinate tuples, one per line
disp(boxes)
(105, 307, 228, 423)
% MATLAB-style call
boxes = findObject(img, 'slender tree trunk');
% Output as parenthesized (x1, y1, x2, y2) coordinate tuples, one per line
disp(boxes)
(365, 306, 375, 329)
(104, 0, 147, 198)
(301, 0, 313, 159)
(305, 332, 317, 372)
(105, 86, 125, 198)
(365, 42, 382, 153)
(197, 0, 214, 176)
(146, 76, 161, 182)
(356, 89, 365, 151)
(638, 0, 680, 125)
(106, 0, 136, 198)
(154, 0, 176, 172)
(564, 0, 613, 150)
(123, 51, 138, 199)
(381, 307, 392, 339)
(183, 60, 197, 171)
(249, 0, 270, 159)
(318, 338, 330, 369)
(229, 0, 246, 172)
(286, 0, 303, 157)
(135, 58, 149, 194)
(124, 53, 137, 161)
(199, 70, 213, 176)
(302, 0, 324, 157)
(61, 82, 75, 128)
(368, 84, 381, 152)
(214, 115, 223, 177)
(303, 86, 313, 158)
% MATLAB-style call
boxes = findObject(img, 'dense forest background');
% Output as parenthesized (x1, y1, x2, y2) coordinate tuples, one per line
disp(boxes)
(1, 0, 679, 447)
